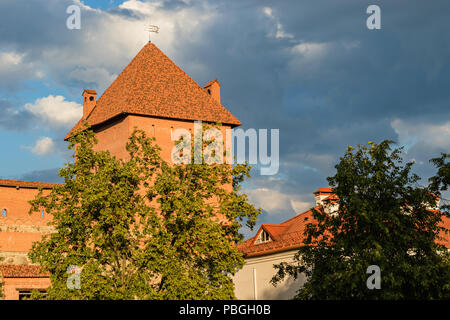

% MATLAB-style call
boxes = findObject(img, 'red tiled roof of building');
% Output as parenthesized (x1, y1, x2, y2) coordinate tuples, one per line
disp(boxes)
(0, 179, 61, 189)
(313, 187, 333, 194)
(83, 89, 97, 95)
(66, 42, 241, 140)
(204, 78, 220, 88)
(323, 194, 339, 202)
(238, 189, 450, 258)
(0, 265, 49, 278)
(438, 216, 450, 247)
(238, 208, 318, 258)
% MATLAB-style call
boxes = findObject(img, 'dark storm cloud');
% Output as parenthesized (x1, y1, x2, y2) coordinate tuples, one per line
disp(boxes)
(18, 168, 63, 183)
(0, 99, 36, 131)
(0, 0, 78, 50)
(164, 0, 450, 222)
(0, 0, 448, 226)
(178, 2, 449, 157)
(0, 0, 123, 96)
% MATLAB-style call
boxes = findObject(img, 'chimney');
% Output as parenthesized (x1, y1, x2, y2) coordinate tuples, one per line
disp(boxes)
(204, 79, 221, 104)
(313, 187, 333, 206)
(313, 187, 339, 216)
(82, 89, 97, 119)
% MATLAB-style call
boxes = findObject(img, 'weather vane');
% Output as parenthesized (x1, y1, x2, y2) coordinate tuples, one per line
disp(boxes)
(145, 23, 160, 42)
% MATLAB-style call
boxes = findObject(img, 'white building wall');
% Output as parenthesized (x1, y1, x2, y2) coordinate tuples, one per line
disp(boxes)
(233, 250, 306, 300)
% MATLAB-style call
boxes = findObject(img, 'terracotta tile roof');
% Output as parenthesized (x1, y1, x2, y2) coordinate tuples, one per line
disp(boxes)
(238, 208, 318, 258)
(83, 89, 97, 95)
(0, 265, 49, 278)
(204, 78, 220, 88)
(438, 216, 450, 247)
(66, 42, 241, 140)
(323, 194, 339, 202)
(313, 187, 333, 194)
(0, 179, 60, 189)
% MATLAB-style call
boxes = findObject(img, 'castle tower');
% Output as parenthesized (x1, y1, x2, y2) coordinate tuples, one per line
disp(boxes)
(0, 43, 241, 300)
(66, 43, 241, 162)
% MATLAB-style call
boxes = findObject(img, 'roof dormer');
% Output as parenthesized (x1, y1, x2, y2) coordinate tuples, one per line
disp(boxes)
(255, 229, 272, 244)
(204, 79, 221, 104)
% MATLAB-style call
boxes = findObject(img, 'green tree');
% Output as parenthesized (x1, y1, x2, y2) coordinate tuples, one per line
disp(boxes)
(429, 152, 450, 215)
(0, 257, 3, 299)
(429, 152, 450, 295)
(272, 141, 450, 299)
(28, 126, 260, 300)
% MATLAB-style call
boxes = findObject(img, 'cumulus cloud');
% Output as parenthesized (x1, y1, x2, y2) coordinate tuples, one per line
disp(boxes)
(0, 51, 42, 91)
(291, 42, 328, 58)
(0, 0, 219, 95)
(263, 6, 293, 39)
(24, 95, 82, 129)
(0, 0, 450, 234)
(243, 187, 313, 216)
(0, 99, 35, 131)
(391, 119, 450, 151)
(28, 137, 56, 156)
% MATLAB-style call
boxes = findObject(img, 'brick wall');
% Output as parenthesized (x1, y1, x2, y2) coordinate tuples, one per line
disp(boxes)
(1, 277, 50, 300)
(0, 186, 52, 254)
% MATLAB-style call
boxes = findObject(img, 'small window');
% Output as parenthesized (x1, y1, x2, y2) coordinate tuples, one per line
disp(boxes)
(19, 290, 32, 300)
(89, 96, 94, 101)
(18, 289, 47, 300)
(41, 209, 45, 219)
(207, 89, 211, 94)
(255, 230, 272, 244)
(1, 209, 6, 217)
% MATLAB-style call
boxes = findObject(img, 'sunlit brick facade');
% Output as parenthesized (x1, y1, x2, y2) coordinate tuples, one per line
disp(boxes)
(0, 43, 240, 299)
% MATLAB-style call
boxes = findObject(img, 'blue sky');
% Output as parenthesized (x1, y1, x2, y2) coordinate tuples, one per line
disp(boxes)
(84, 0, 126, 10)
(0, 0, 449, 237)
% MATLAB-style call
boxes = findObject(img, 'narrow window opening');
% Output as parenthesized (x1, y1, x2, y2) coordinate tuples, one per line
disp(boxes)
(2, 209, 6, 217)
(41, 209, 45, 219)
(18, 289, 47, 300)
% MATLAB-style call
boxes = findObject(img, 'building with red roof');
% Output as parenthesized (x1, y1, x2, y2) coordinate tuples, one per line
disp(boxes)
(234, 188, 450, 300)
(0, 42, 240, 299)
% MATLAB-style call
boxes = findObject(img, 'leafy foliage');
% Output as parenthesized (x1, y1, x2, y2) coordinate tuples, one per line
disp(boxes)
(0, 256, 3, 299)
(28, 126, 260, 300)
(429, 152, 450, 215)
(272, 141, 450, 299)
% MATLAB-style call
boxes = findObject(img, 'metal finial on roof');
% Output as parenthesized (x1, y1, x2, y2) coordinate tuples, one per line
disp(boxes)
(145, 23, 160, 43)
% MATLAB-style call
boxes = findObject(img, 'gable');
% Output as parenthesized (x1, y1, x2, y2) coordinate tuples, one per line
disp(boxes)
(66, 42, 241, 139)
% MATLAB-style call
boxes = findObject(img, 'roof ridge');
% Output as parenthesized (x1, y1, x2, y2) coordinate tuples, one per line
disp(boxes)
(279, 207, 318, 225)
(144, 43, 236, 119)
(262, 223, 288, 227)
(0, 179, 61, 189)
